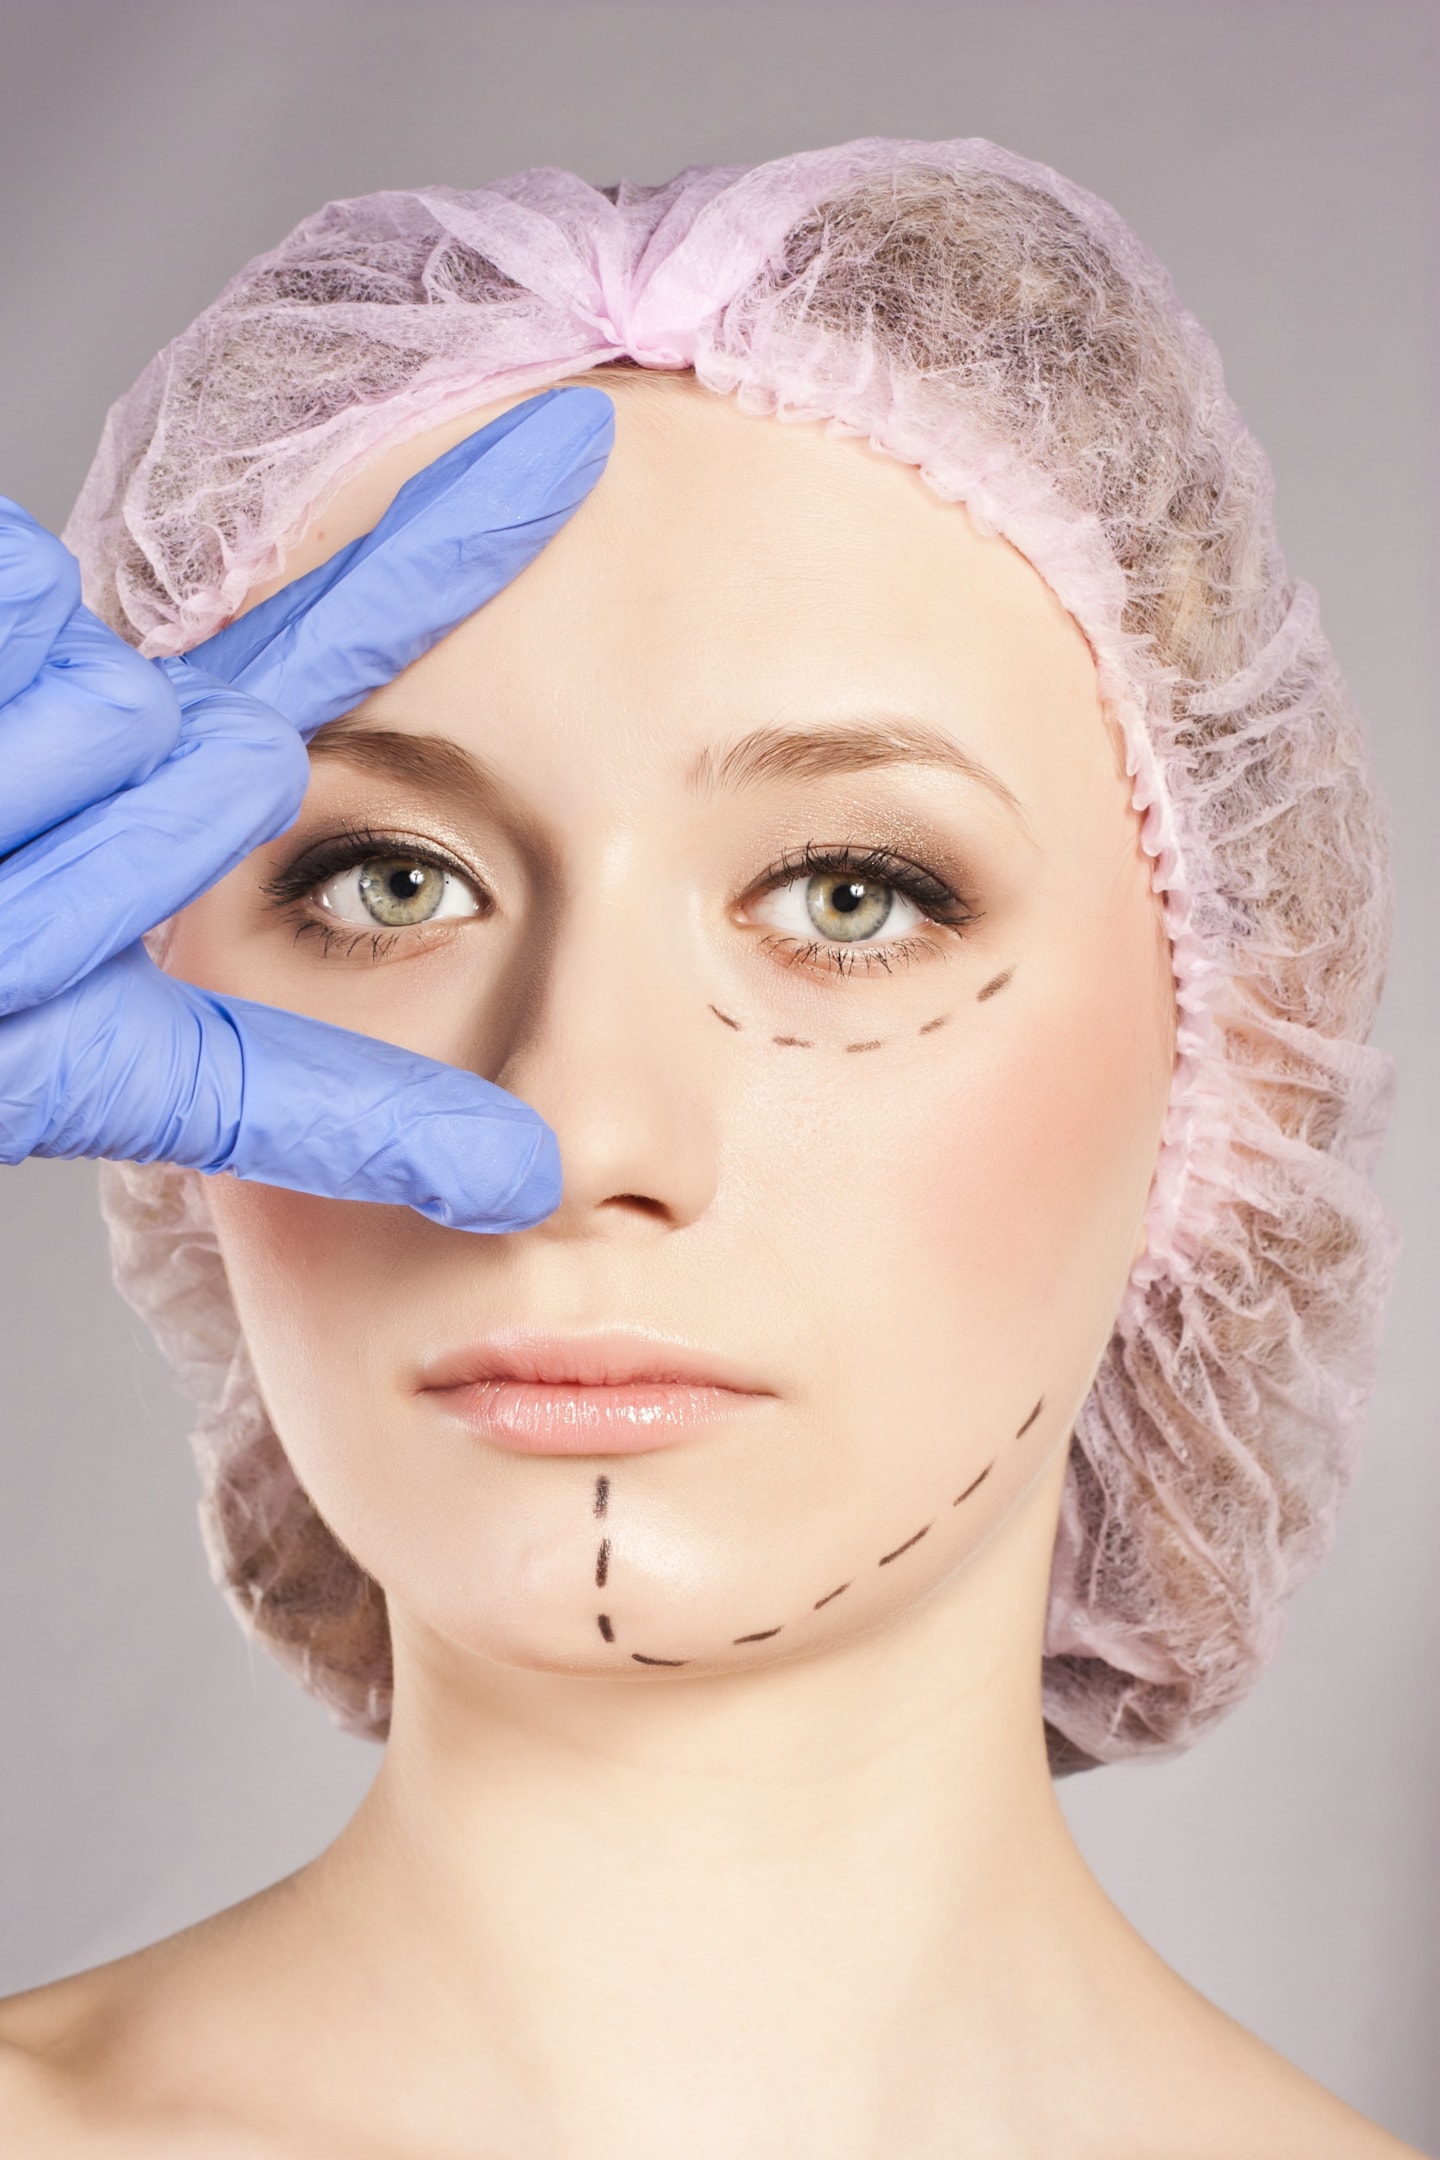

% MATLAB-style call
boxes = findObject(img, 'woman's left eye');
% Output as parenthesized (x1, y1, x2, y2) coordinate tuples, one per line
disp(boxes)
(750, 868, 924, 947)
(315, 855, 483, 930)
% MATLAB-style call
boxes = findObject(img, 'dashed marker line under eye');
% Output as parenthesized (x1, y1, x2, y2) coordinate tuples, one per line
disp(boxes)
(597, 1615, 615, 1643)
(1016, 1396, 1044, 1438)
(919, 1014, 949, 1035)
(813, 1583, 851, 1609)
(593, 1476, 609, 1519)
(632, 1653, 690, 1667)
(709, 1004, 743, 1031)
(595, 1539, 611, 1589)
(844, 1038, 884, 1053)
(977, 967, 1014, 1002)
(733, 1627, 783, 1644)
(773, 1034, 813, 1048)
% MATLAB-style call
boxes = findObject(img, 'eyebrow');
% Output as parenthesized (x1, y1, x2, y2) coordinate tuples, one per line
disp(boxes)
(308, 713, 1025, 822)
(307, 717, 505, 812)
(690, 721, 1025, 818)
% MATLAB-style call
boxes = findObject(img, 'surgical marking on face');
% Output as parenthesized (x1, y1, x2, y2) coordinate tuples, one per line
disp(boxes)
(845, 1039, 884, 1053)
(919, 1014, 949, 1035)
(773, 1034, 813, 1048)
(709, 1004, 742, 1030)
(977, 967, 1015, 1002)
(604, 1399, 1049, 1669)
(878, 1523, 932, 1565)
(953, 1462, 995, 1506)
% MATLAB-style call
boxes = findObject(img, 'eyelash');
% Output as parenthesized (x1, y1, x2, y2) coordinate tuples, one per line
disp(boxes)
(743, 842, 980, 978)
(261, 824, 488, 961)
(262, 830, 979, 975)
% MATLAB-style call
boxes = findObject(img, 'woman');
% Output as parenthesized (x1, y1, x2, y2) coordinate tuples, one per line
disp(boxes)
(0, 140, 1413, 2154)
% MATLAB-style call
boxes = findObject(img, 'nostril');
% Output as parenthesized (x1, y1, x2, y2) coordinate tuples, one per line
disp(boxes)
(601, 1193, 670, 1222)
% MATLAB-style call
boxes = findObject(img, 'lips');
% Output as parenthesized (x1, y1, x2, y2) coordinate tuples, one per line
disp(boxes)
(416, 1331, 776, 1455)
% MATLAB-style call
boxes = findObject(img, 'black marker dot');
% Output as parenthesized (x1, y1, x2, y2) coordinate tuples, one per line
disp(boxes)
(597, 1614, 614, 1643)
(733, 1628, 783, 1644)
(595, 1538, 610, 1588)
(878, 1524, 932, 1566)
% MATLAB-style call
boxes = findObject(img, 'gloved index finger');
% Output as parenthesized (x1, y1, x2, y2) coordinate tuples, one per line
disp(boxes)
(185, 386, 614, 737)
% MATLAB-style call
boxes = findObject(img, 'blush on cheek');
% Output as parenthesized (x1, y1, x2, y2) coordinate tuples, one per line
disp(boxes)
(900, 972, 1169, 1367)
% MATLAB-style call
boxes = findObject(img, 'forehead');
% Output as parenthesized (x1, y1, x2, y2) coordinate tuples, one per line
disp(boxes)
(262, 371, 1104, 798)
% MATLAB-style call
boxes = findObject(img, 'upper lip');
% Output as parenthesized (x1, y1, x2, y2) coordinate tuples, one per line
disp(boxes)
(416, 1330, 777, 1396)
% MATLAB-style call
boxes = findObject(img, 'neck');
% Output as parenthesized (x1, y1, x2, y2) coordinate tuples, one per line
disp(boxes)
(300, 1447, 1131, 2154)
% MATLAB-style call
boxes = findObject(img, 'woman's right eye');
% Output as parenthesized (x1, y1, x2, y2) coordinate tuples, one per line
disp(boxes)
(315, 855, 484, 930)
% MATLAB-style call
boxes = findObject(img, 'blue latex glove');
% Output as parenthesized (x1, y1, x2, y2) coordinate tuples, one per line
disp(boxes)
(0, 387, 614, 1229)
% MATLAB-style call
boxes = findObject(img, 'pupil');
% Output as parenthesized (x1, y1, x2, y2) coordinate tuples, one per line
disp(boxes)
(803, 867, 892, 942)
(389, 868, 425, 900)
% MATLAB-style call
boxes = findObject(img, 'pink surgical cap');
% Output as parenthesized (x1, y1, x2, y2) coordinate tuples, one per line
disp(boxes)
(75, 137, 1396, 1769)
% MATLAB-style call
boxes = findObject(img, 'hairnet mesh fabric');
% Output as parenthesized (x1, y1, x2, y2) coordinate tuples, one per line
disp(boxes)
(74, 138, 1395, 1768)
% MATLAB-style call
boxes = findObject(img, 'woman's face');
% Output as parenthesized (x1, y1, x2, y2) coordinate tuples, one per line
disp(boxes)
(168, 374, 1173, 1683)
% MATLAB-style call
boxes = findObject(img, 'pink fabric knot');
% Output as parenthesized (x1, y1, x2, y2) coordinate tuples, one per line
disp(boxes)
(585, 251, 696, 370)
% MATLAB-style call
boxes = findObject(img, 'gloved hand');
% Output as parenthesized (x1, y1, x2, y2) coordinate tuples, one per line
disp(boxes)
(0, 387, 614, 1230)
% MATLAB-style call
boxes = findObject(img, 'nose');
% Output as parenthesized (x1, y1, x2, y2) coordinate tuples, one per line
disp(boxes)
(489, 865, 720, 1238)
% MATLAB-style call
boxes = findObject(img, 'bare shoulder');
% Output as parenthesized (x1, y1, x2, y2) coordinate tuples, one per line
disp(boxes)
(1127, 1975, 1429, 2160)
(0, 1905, 297, 2158)
(0, 1963, 148, 2155)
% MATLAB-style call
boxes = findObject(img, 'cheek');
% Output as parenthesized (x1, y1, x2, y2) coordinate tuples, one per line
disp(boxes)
(202, 1177, 423, 1463)
(929, 964, 1168, 1342)
(738, 920, 1171, 1437)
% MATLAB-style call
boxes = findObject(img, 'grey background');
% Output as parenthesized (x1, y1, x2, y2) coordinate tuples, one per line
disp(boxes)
(0, 0, 1435, 2145)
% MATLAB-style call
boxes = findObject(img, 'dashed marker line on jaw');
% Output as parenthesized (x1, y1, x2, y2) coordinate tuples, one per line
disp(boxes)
(593, 1394, 1043, 1668)
(877, 1523, 932, 1566)
(953, 1463, 994, 1506)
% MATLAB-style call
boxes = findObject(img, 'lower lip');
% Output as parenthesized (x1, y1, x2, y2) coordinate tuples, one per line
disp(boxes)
(427, 1380, 763, 1454)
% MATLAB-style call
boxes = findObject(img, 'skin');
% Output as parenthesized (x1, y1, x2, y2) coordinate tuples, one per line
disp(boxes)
(0, 373, 1417, 2159)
